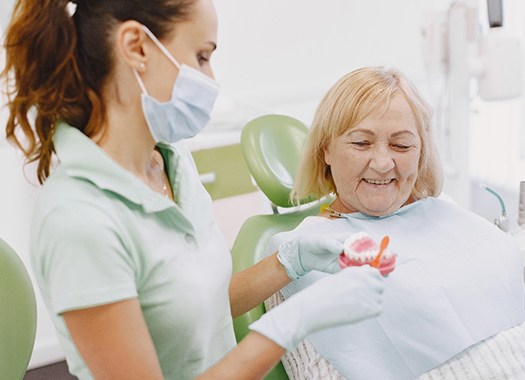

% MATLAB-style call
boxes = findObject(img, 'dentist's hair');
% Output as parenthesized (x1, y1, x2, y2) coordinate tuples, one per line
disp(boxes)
(2, 0, 194, 183)
(292, 66, 443, 204)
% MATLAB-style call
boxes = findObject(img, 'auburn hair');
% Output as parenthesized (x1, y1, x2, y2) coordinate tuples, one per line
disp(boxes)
(2, 0, 194, 183)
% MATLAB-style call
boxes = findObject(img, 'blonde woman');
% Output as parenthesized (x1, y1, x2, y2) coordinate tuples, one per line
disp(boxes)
(266, 67, 525, 380)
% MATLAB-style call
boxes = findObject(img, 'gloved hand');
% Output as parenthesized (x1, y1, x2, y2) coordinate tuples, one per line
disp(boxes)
(250, 265, 385, 351)
(277, 234, 345, 280)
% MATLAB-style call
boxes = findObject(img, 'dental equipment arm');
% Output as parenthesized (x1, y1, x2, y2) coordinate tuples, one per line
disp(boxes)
(422, 0, 522, 207)
(479, 183, 509, 232)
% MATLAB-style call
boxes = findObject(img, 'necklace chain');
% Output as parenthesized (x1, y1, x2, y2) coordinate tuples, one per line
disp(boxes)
(162, 181, 169, 198)
(323, 206, 345, 218)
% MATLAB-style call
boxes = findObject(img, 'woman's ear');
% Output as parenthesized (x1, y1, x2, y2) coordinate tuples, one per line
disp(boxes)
(115, 20, 149, 72)
(323, 144, 332, 166)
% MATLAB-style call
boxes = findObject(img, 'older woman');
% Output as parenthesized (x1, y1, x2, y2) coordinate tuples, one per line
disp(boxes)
(263, 67, 525, 379)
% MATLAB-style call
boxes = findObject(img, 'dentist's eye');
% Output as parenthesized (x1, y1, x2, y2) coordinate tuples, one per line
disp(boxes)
(197, 54, 209, 66)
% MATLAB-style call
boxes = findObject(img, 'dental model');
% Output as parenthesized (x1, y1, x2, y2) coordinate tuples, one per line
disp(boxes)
(339, 232, 396, 276)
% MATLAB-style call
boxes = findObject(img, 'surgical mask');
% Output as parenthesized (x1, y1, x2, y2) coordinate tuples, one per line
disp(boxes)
(133, 25, 220, 144)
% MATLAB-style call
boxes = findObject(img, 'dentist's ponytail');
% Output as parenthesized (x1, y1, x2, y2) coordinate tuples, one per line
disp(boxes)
(2, 0, 194, 183)
(3, 0, 93, 183)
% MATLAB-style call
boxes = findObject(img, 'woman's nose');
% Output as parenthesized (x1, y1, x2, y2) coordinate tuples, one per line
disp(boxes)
(369, 144, 395, 173)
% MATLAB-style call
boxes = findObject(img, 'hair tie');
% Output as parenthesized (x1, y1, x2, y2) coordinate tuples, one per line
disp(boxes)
(66, 1, 77, 17)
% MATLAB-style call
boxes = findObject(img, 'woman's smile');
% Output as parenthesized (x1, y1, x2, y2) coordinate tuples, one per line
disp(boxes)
(362, 178, 395, 186)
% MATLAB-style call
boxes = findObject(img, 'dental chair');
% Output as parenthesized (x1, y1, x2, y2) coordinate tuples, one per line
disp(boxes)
(231, 114, 329, 379)
(0, 238, 37, 380)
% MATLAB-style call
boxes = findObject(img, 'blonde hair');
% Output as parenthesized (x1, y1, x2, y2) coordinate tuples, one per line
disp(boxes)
(292, 66, 443, 204)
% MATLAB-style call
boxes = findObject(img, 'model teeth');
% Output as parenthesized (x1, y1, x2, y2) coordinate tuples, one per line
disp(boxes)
(364, 179, 392, 185)
(345, 248, 392, 260)
(343, 232, 392, 260)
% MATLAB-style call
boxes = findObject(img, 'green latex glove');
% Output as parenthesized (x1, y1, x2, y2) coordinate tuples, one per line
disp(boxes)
(277, 234, 345, 280)
(250, 265, 385, 351)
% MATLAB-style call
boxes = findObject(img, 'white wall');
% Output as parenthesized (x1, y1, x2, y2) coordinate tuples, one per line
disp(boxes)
(213, 0, 449, 122)
(1, 0, 451, 369)
(0, 0, 14, 31)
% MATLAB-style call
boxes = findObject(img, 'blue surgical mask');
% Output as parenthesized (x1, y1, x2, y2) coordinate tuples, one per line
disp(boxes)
(133, 25, 220, 144)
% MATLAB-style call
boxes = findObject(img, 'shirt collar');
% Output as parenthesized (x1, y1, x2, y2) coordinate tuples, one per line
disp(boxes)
(53, 122, 176, 213)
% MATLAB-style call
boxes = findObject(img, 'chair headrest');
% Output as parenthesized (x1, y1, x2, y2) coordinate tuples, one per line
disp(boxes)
(241, 114, 308, 208)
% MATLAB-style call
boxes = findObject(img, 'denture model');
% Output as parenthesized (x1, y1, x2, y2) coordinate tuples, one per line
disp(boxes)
(339, 232, 396, 276)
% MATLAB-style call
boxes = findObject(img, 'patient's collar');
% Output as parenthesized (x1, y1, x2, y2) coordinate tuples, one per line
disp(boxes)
(325, 198, 427, 220)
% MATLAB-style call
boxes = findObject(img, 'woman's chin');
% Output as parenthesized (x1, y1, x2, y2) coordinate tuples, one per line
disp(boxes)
(356, 199, 395, 216)
(356, 193, 412, 217)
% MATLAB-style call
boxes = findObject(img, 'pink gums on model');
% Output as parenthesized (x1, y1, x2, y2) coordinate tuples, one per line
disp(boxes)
(339, 232, 396, 276)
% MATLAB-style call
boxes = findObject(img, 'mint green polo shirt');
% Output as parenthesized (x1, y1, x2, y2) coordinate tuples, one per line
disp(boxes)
(30, 123, 236, 379)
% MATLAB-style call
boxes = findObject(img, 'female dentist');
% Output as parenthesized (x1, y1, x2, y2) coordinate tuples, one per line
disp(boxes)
(2, 0, 385, 379)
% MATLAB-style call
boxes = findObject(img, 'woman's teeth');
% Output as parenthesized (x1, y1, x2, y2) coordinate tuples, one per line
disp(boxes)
(364, 179, 392, 185)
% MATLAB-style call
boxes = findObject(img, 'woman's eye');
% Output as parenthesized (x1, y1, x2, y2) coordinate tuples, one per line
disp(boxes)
(351, 141, 371, 148)
(392, 144, 411, 151)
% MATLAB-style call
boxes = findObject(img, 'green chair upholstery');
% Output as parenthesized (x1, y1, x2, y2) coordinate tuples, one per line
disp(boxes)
(233, 114, 330, 379)
(241, 114, 309, 208)
(231, 204, 322, 379)
(0, 238, 37, 380)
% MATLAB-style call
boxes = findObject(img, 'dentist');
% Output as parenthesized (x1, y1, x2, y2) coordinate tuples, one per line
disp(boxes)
(2, 1, 384, 379)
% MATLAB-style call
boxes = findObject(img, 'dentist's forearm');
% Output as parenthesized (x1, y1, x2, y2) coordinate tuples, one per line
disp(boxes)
(229, 253, 290, 318)
(196, 332, 285, 380)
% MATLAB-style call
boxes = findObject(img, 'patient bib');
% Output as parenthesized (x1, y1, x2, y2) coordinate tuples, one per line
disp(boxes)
(269, 198, 525, 380)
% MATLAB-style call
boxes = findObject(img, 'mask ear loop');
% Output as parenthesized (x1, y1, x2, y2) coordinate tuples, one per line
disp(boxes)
(141, 25, 181, 70)
(133, 69, 149, 95)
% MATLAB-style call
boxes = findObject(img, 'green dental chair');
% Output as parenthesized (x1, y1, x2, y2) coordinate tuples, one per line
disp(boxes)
(231, 114, 329, 379)
(0, 238, 37, 380)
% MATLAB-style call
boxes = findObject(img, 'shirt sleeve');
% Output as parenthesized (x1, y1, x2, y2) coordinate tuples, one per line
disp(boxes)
(34, 200, 138, 315)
